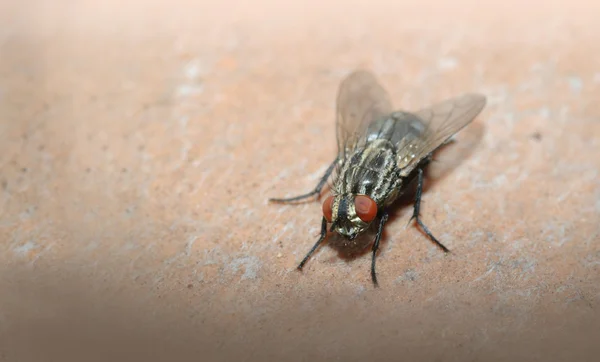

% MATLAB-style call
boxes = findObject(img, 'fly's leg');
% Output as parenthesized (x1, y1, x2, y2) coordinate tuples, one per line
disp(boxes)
(269, 157, 338, 203)
(297, 217, 328, 270)
(371, 211, 389, 288)
(409, 168, 450, 253)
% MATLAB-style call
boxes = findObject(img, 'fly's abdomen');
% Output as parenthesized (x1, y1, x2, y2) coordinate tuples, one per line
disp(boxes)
(365, 113, 426, 145)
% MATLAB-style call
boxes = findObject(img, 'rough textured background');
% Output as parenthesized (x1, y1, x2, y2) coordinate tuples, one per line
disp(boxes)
(1, 0, 599, 361)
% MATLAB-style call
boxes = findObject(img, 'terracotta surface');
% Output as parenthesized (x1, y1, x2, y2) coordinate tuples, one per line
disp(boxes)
(1, 1, 599, 361)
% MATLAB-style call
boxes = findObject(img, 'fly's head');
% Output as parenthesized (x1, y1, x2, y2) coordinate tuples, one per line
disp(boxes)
(322, 193, 378, 240)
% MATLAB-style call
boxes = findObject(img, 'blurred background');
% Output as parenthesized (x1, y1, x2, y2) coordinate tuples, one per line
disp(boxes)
(1, 0, 599, 361)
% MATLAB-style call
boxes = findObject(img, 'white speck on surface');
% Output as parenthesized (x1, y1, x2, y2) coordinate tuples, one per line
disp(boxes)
(184, 60, 202, 80)
(13, 241, 38, 255)
(176, 84, 204, 97)
(274, 169, 290, 182)
(272, 222, 294, 243)
(582, 252, 600, 268)
(185, 236, 197, 256)
(567, 76, 583, 93)
(471, 262, 497, 284)
(541, 222, 571, 247)
(512, 258, 537, 275)
(556, 190, 572, 203)
(396, 268, 419, 283)
(438, 57, 458, 71)
(172, 140, 191, 170)
(122, 242, 137, 251)
(492, 174, 508, 187)
(228, 256, 261, 280)
(19, 206, 36, 220)
(539, 107, 551, 119)
(179, 116, 189, 129)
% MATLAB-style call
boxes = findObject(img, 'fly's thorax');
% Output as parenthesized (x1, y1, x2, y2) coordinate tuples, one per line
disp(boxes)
(335, 139, 401, 207)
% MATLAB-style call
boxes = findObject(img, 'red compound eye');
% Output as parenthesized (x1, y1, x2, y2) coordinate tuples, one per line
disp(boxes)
(354, 195, 377, 222)
(322, 195, 334, 222)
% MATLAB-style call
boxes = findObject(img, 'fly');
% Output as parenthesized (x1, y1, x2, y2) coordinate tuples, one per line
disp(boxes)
(270, 70, 487, 287)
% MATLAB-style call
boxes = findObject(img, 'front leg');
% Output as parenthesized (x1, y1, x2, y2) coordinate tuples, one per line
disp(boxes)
(269, 157, 338, 204)
(409, 168, 450, 253)
(370, 211, 389, 287)
(297, 217, 328, 270)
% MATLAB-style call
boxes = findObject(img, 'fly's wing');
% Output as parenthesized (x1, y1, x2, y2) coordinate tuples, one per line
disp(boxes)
(397, 93, 487, 177)
(335, 70, 393, 158)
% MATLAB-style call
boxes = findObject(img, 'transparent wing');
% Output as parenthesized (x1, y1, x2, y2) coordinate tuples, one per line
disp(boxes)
(397, 93, 487, 176)
(335, 70, 393, 158)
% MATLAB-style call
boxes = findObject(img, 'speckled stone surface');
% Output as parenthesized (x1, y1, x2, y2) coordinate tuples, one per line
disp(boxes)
(1, 1, 599, 361)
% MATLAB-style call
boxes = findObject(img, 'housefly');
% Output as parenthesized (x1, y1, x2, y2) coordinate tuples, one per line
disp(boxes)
(270, 70, 486, 287)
